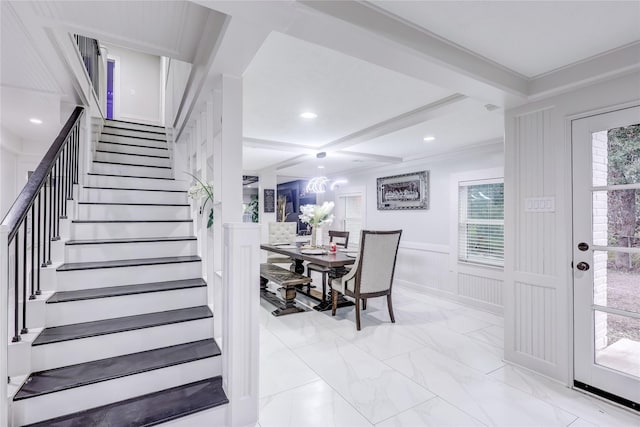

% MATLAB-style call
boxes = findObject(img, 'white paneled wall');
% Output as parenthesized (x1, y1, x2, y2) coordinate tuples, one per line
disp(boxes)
(505, 71, 640, 383)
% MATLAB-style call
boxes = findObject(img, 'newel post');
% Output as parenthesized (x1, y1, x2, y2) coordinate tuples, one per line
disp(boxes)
(222, 223, 259, 427)
(1, 225, 9, 425)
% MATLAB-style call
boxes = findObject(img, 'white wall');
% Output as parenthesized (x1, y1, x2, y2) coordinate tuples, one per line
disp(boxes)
(0, 128, 20, 218)
(106, 44, 162, 124)
(504, 71, 640, 383)
(330, 142, 504, 310)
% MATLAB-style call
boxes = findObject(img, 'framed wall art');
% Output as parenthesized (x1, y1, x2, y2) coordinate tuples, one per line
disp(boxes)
(377, 171, 429, 210)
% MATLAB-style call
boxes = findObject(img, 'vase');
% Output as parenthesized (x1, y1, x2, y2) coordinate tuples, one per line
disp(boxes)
(311, 226, 317, 247)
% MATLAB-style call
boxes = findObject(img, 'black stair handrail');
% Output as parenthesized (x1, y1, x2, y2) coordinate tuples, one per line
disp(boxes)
(1, 106, 84, 343)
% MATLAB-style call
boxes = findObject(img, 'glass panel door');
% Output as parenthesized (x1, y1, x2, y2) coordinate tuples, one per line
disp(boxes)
(572, 105, 640, 408)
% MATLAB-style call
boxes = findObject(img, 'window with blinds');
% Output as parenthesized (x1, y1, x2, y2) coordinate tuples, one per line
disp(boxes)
(458, 179, 504, 266)
(339, 194, 363, 246)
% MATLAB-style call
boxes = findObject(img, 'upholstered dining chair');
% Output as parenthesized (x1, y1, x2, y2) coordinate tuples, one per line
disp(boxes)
(267, 222, 297, 264)
(306, 230, 349, 301)
(331, 229, 402, 330)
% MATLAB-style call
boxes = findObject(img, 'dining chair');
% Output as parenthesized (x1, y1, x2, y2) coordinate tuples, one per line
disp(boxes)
(330, 229, 402, 331)
(267, 222, 297, 264)
(306, 230, 349, 301)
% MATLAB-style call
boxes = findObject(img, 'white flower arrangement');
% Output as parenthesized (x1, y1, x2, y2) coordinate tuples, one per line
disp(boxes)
(186, 172, 214, 228)
(299, 201, 335, 227)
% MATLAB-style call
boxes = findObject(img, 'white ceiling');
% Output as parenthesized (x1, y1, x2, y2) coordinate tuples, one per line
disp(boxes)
(235, 0, 639, 178)
(1, 1, 638, 184)
(369, 1, 640, 78)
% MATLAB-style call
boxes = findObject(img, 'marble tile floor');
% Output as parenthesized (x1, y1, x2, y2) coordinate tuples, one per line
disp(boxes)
(257, 285, 639, 427)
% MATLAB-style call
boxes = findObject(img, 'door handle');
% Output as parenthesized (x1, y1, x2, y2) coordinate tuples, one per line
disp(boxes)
(576, 262, 590, 271)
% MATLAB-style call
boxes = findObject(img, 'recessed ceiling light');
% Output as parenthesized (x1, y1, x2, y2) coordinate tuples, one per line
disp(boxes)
(318, 165, 325, 169)
(29, 118, 43, 125)
(300, 112, 317, 119)
(423, 136, 435, 142)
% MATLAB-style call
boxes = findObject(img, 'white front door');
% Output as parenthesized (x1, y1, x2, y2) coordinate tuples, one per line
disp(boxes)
(572, 105, 640, 408)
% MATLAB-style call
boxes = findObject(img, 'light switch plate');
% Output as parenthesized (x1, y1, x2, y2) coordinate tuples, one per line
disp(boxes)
(524, 197, 555, 212)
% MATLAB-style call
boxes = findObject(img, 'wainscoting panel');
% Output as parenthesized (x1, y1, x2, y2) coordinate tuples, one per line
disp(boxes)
(458, 273, 503, 307)
(514, 281, 557, 365)
(513, 108, 559, 278)
(395, 243, 450, 293)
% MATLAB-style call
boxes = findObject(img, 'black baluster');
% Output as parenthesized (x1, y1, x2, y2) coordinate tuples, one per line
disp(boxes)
(61, 145, 67, 218)
(12, 235, 20, 342)
(74, 124, 79, 184)
(36, 192, 42, 295)
(53, 161, 60, 240)
(30, 203, 35, 300)
(21, 220, 28, 334)
(67, 139, 73, 201)
(47, 172, 52, 265)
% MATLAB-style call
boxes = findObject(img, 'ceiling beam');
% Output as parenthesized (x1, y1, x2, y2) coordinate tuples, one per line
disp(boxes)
(320, 93, 468, 151)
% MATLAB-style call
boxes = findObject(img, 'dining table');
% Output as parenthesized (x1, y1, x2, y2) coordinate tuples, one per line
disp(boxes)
(260, 243, 356, 311)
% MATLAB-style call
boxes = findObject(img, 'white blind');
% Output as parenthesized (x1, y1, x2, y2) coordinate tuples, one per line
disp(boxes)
(458, 181, 504, 266)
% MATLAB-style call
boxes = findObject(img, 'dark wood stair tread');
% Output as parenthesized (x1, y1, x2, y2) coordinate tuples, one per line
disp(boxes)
(47, 278, 206, 303)
(93, 160, 171, 169)
(72, 219, 192, 223)
(96, 149, 170, 159)
(24, 376, 228, 427)
(87, 173, 175, 181)
(82, 186, 185, 193)
(66, 236, 196, 246)
(32, 306, 212, 346)
(14, 339, 220, 401)
(57, 255, 201, 272)
(101, 131, 167, 142)
(105, 119, 165, 130)
(99, 140, 169, 150)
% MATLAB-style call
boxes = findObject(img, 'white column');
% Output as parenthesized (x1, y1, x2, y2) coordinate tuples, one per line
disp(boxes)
(222, 223, 259, 427)
(212, 74, 243, 342)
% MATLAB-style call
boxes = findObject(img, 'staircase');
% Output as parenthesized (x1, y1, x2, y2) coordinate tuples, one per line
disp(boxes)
(10, 120, 228, 426)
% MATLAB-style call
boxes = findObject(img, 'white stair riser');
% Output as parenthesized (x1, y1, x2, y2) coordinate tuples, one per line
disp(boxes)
(105, 120, 165, 133)
(92, 162, 172, 179)
(95, 151, 171, 168)
(65, 239, 197, 262)
(56, 261, 202, 291)
(71, 221, 192, 240)
(14, 356, 220, 425)
(98, 141, 169, 157)
(31, 317, 213, 371)
(84, 174, 186, 191)
(78, 203, 191, 221)
(102, 128, 166, 142)
(81, 188, 187, 204)
(46, 287, 207, 326)
(99, 133, 167, 149)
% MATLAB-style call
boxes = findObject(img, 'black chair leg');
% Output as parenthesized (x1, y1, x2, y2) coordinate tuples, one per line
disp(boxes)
(355, 297, 361, 331)
(362, 299, 367, 310)
(387, 293, 395, 323)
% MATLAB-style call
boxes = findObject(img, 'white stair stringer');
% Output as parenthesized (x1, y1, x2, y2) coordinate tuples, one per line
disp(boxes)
(56, 260, 202, 291)
(31, 316, 214, 372)
(95, 151, 171, 167)
(13, 355, 220, 426)
(81, 187, 187, 204)
(46, 286, 207, 326)
(65, 238, 197, 262)
(71, 220, 193, 239)
(85, 174, 186, 191)
(92, 162, 173, 178)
